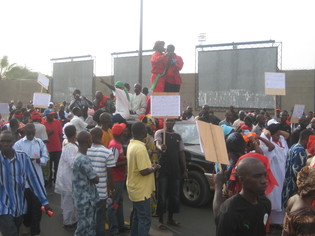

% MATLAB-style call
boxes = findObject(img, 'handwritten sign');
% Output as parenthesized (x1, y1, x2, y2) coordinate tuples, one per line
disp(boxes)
(32, 93, 51, 108)
(150, 93, 180, 118)
(265, 72, 286, 95)
(291, 104, 305, 124)
(196, 120, 229, 165)
(37, 73, 50, 90)
(0, 103, 9, 115)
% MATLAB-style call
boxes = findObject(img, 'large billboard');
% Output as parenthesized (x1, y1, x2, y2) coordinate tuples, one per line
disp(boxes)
(52, 60, 94, 103)
(198, 47, 278, 108)
(114, 55, 152, 89)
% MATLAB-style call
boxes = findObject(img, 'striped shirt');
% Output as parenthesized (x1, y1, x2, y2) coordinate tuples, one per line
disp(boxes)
(87, 144, 115, 199)
(0, 150, 48, 217)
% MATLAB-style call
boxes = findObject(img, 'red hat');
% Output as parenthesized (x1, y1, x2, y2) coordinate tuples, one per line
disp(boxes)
(153, 41, 165, 50)
(31, 112, 42, 120)
(112, 123, 126, 136)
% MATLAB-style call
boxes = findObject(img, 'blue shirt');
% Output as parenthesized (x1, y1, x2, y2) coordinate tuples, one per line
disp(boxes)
(282, 143, 307, 207)
(0, 150, 48, 217)
(72, 152, 99, 209)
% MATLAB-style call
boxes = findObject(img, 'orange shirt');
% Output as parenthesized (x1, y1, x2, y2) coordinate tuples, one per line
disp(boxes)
(101, 128, 113, 148)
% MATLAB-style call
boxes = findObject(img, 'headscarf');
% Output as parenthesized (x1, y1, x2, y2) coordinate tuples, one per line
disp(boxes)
(153, 41, 165, 50)
(297, 166, 315, 197)
(115, 81, 130, 102)
(229, 152, 279, 196)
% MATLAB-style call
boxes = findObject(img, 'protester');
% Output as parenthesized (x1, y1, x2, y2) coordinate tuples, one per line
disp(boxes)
(101, 79, 130, 123)
(69, 89, 93, 120)
(30, 112, 48, 142)
(310, 117, 315, 133)
(108, 123, 129, 234)
(0, 130, 51, 236)
(69, 107, 88, 134)
(155, 118, 188, 229)
(219, 110, 234, 126)
(253, 114, 266, 136)
(282, 129, 313, 208)
(214, 157, 271, 236)
(99, 112, 114, 148)
(87, 127, 115, 236)
(197, 105, 220, 125)
(126, 122, 160, 236)
(43, 102, 55, 116)
(54, 125, 78, 230)
(130, 83, 147, 116)
(163, 44, 184, 92)
(43, 112, 63, 186)
(181, 106, 194, 121)
(93, 90, 114, 113)
(150, 41, 167, 92)
(232, 110, 246, 130)
(260, 123, 289, 226)
(291, 116, 310, 146)
(72, 131, 99, 236)
(282, 166, 315, 236)
(13, 123, 49, 236)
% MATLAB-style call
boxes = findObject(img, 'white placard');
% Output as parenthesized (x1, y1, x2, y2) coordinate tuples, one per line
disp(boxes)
(291, 104, 305, 123)
(150, 93, 180, 118)
(37, 73, 50, 90)
(0, 103, 9, 114)
(32, 93, 51, 108)
(265, 72, 286, 95)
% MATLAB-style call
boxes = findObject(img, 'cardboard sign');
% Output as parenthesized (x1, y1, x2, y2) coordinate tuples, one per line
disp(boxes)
(32, 93, 51, 108)
(265, 72, 286, 95)
(0, 103, 9, 114)
(291, 104, 305, 124)
(196, 120, 229, 165)
(150, 93, 180, 118)
(37, 73, 50, 90)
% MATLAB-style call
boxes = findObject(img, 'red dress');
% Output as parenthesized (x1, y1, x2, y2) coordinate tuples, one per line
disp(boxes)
(165, 54, 184, 85)
(150, 51, 167, 92)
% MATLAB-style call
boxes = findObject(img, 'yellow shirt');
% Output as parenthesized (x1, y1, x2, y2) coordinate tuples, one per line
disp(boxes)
(126, 139, 155, 202)
(101, 128, 113, 148)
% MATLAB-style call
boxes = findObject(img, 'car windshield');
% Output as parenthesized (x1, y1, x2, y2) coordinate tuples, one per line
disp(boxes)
(174, 121, 200, 145)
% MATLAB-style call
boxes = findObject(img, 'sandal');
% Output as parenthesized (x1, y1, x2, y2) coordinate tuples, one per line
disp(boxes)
(158, 223, 167, 230)
(167, 219, 181, 227)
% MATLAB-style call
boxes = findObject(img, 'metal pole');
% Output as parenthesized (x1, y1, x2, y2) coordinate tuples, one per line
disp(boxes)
(138, 0, 143, 85)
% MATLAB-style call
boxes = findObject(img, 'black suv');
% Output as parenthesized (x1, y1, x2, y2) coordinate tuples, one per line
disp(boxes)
(173, 121, 216, 207)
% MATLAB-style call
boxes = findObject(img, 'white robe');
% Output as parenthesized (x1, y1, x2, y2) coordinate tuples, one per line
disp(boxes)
(260, 133, 288, 224)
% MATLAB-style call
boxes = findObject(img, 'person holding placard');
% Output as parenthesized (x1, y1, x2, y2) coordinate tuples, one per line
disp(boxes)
(155, 118, 188, 230)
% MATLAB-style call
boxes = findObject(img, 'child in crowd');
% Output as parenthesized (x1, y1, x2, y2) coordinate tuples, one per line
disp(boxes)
(72, 131, 99, 236)
(54, 125, 78, 230)
(107, 123, 129, 234)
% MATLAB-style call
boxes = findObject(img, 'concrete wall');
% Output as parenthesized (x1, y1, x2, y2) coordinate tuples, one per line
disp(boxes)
(280, 70, 315, 113)
(1, 70, 314, 119)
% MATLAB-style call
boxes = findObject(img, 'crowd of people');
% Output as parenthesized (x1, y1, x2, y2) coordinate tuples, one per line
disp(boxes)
(1, 41, 315, 236)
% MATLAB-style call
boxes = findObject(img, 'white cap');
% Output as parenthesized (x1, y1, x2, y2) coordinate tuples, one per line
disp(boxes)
(267, 118, 279, 126)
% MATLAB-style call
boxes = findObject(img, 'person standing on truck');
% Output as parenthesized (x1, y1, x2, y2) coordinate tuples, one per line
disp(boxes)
(155, 118, 188, 230)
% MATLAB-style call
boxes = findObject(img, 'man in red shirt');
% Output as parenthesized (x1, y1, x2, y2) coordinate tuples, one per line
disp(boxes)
(93, 91, 114, 113)
(107, 123, 129, 234)
(150, 41, 168, 92)
(164, 44, 184, 93)
(43, 112, 62, 186)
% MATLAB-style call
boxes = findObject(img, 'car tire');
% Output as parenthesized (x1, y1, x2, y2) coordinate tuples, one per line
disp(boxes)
(181, 170, 211, 207)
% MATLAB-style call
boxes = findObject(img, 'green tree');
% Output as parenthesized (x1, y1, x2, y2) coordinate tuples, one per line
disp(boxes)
(0, 55, 16, 80)
(5, 66, 37, 80)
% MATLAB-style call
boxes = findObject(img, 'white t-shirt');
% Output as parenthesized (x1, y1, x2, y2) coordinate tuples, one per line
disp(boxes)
(33, 122, 48, 142)
(114, 88, 130, 119)
(130, 93, 147, 115)
(70, 115, 87, 135)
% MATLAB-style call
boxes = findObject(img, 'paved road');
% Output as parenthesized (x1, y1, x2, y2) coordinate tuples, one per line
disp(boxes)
(1, 186, 282, 236)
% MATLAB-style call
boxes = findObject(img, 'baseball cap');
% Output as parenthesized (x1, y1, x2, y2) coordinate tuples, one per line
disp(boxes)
(112, 123, 127, 136)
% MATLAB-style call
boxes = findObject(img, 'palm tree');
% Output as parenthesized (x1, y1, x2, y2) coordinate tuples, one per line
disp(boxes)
(0, 56, 16, 80)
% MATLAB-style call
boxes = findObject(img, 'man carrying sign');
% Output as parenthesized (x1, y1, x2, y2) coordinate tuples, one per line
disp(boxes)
(155, 118, 188, 229)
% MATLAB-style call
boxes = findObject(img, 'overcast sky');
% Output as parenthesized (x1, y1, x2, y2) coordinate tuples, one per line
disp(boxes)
(1, 0, 314, 76)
